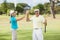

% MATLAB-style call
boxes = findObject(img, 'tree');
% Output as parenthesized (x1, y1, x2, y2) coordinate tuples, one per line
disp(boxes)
(16, 3, 30, 14)
(7, 3, 15, 15)
(44, 3, 50, 14)
(1, 3, 15, 15)
(0, 6, 3, 15)
(7, 3, 15, 10)
(57, 0, 60, 6)
(33, 4, 45, 14)
(49, 0, 56, 18)
(2, 0, 7, 15)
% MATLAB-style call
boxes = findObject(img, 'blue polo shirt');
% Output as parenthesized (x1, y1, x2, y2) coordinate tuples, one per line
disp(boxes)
(10, 16, 18, 30)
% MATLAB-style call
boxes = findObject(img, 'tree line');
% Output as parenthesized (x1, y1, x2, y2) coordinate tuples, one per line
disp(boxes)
(0, 0, 60, 18)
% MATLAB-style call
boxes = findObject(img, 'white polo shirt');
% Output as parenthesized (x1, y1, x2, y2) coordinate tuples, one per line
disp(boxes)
(30, 15, 45, 29)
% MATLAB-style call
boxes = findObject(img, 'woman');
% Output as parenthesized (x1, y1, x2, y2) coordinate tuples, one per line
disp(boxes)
(10, 10, 25, 40)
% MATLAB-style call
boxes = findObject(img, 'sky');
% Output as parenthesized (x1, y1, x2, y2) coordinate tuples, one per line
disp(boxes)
(0, 0, 49, 7)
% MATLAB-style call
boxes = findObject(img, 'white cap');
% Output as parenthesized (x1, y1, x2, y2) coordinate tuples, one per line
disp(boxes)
(34, 9, 40, 12)
(10, 10, 15, 16)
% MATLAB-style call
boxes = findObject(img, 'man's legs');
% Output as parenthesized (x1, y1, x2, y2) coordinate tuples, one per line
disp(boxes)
(12, 29, 17, 40)
(36, 29, 43, 40)
(32, 30, 38, 40)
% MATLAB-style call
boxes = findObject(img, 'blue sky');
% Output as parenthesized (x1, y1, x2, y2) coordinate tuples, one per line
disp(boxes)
(0, 0, 49, 7)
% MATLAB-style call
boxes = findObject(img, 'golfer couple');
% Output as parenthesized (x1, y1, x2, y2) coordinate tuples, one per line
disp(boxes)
(10, 9, 47, 40)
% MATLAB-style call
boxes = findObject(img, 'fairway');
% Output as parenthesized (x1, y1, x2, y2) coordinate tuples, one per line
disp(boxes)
(0, 14, 60, 40)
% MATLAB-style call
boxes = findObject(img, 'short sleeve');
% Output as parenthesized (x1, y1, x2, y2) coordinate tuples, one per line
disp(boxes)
(30, 17, 33, 21)
(41, 16, 45, 23)
(30, 16, 34, 21)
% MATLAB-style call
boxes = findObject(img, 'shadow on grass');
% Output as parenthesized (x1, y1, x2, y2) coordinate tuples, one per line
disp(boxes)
(44, 33, 60, 40)
(17, 30, 32, 40)
(0, 33, 11, 40)
(18, 30, 60, 40)
(0, 30, 60, 40)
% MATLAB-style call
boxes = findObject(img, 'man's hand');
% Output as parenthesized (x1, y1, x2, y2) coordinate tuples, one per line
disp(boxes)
(44, 19, 47, 33)
(45, 19, 47, 26)
(25, 10, 30, 21)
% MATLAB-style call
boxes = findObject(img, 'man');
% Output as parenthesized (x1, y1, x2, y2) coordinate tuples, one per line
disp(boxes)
(26, 9, 47, 40)
(10, 10, 25, 40)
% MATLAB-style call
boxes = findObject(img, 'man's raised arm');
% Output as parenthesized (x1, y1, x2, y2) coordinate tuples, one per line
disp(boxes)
(26, 10, 31, 22)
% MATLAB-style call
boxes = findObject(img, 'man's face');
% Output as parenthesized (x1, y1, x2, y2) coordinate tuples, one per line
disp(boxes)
(35, 11, 39, 17)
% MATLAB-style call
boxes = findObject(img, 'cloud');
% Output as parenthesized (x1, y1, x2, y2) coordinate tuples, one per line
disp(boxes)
(32, 0, 37, 3)
(0, 0, 4, 3)
(32, 0, 49, 4)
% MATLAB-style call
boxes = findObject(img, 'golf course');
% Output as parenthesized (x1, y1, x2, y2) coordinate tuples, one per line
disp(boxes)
(0, 14, 60, 40)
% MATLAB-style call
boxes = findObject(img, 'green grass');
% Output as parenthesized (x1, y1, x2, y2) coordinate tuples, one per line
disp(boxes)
(0, 14, 60, 40)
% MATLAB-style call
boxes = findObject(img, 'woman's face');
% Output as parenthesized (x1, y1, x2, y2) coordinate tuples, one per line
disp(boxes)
(11, 12, 16, 17)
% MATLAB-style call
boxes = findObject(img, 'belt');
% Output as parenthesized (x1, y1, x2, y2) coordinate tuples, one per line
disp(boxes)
(34, 28, 40, 30)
